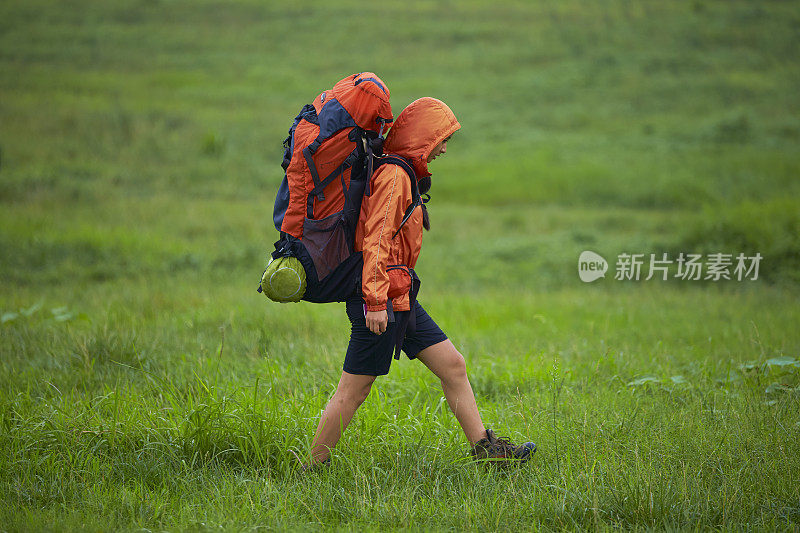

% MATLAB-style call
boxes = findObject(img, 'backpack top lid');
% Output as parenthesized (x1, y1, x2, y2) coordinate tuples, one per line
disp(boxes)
(312, 72, 393, 133)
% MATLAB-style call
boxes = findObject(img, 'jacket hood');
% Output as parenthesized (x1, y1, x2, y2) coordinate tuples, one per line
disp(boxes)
(383, 97, 461, 178)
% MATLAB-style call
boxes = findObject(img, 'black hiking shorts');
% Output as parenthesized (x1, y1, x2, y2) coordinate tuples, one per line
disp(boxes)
(343, 299, 448, 376)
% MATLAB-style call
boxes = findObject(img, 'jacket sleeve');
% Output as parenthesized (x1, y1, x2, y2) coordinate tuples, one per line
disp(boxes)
(361, 164, 412, 312)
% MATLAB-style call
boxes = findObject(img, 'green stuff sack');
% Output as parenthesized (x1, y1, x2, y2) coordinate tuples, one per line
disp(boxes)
(260, 256, 306, 303)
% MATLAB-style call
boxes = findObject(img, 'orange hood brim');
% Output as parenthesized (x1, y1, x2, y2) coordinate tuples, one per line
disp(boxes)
(383, 97, 461, 178)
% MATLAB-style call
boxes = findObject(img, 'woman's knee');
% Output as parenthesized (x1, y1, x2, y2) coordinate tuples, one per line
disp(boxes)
(440, 350, 468, 384)
(352, 378, 375, 404)
(336, 374, 376, 406)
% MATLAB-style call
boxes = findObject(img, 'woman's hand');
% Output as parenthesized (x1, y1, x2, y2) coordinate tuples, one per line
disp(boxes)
(365, 310, 388, 335)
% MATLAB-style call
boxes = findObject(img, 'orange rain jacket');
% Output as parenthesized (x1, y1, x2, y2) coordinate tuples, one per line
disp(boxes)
(355, 97, 461, 312)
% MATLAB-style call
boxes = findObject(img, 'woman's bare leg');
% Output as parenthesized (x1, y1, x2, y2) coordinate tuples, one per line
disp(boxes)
(309, 370, 376, 463)
(415, 339, 486, 444)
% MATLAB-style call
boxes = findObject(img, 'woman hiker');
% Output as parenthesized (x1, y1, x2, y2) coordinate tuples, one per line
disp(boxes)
(307, 97, 536, 467)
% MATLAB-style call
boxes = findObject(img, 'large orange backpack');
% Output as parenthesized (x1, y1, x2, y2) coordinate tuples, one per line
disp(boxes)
(265, 73, 395, 303)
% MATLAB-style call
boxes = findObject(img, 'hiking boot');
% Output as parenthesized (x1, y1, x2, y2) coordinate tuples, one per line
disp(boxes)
(471, 429, 536, 464)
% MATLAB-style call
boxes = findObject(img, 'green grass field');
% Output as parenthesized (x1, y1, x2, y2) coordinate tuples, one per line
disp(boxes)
(2, 0, 799, 530)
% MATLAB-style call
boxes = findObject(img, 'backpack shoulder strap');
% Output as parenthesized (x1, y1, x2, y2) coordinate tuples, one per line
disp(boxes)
(375, 154, 416, 183)
(374, 156, 422, 239)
